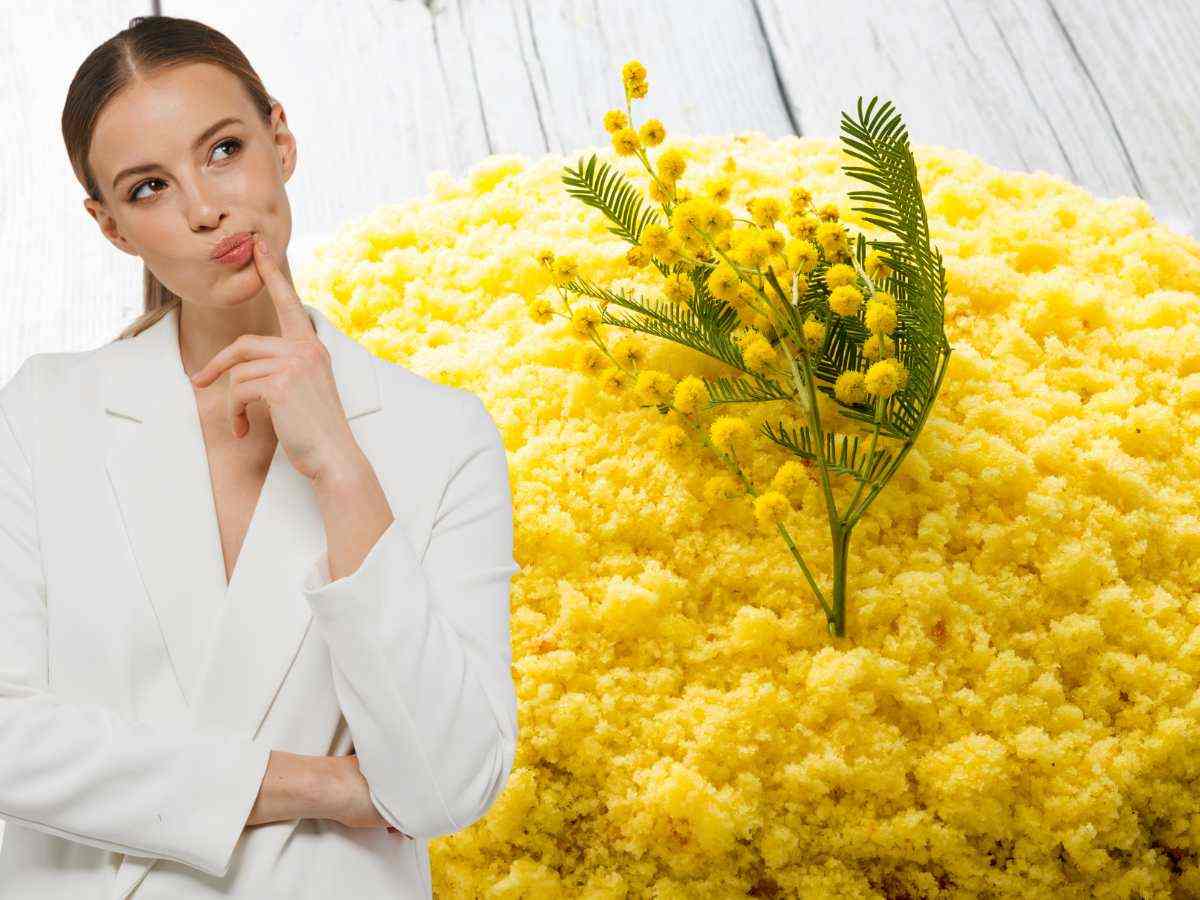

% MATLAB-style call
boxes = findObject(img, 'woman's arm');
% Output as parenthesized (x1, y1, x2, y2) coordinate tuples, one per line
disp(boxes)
(244, 750, 336, 827)
(301, 390, 520, 840)
(0, 357, 267, 878)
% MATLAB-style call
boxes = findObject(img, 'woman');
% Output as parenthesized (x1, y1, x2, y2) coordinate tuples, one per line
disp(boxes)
(0, 15, 520, 899)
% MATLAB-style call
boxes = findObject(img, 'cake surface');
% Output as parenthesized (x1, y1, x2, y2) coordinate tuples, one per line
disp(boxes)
(296, 133, 1200, 897)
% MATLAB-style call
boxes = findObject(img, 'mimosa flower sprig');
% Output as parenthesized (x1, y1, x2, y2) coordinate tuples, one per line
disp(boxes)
(530, 60, 953, 638)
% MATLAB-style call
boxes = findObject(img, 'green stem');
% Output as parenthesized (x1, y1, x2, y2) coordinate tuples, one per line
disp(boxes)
(699, 234, 849, 633)
(844, 393, 883, 518)
(828, 523, 852, 638)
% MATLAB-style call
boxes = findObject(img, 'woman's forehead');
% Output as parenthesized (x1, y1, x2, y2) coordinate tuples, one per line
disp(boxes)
(90, 64, 250, 178)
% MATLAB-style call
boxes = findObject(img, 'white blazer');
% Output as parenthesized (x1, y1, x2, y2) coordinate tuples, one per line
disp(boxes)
(0, 300, 520, 898)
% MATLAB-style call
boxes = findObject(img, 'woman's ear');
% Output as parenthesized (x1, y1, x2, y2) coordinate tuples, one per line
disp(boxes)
(270, 102, 298, 183)
(83, 197, 139, 258)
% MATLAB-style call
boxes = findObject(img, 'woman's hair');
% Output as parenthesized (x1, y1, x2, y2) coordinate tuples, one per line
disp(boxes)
(61, 15, 275, 340)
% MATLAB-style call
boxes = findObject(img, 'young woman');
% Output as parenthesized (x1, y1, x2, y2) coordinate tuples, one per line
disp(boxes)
(0, 15, 520, 899)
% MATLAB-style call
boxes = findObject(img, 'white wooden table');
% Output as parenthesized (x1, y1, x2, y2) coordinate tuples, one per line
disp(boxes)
(0, 0, 1195, 849)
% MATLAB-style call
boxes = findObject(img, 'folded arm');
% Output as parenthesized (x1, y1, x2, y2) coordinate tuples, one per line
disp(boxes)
(301, 390, 521, 839)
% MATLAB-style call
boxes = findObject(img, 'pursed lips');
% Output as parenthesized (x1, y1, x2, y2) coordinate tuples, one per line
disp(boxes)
(211, 231, 254, 259)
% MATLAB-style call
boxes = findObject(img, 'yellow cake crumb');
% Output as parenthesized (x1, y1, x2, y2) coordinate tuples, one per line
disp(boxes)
(295, 133, 1200, 898)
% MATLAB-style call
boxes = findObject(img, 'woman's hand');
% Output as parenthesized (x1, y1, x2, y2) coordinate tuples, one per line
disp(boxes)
(327, 753, 412, 838)
(188, 236, 361, 483)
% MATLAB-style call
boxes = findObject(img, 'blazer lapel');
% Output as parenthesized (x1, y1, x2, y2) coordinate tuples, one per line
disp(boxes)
(104, 300, 382, 899)
(103, 303, 233, 713)
(102, 299, 382, 727)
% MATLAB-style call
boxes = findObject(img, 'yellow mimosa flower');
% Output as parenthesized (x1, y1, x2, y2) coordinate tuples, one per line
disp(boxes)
(673, 376, 708, 415)
(602, 109, 629, 134)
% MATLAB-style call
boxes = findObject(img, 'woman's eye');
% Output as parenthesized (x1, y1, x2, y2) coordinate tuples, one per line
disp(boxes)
(129, 178, 165, 202)
(128, 137, 243, 202)
(211, 136, 242, 162)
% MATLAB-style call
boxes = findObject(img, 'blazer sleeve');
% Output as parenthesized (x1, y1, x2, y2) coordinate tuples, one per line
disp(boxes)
(0, 357, 272, 878)
(300, 390, 520, 839)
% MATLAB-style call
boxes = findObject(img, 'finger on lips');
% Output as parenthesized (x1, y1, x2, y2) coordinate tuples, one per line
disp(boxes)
(252, 235, 315, 340)
(186, 236, 322, 441)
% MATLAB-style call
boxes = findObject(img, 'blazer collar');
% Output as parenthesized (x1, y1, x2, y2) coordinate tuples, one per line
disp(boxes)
(99, 300, 381, 727)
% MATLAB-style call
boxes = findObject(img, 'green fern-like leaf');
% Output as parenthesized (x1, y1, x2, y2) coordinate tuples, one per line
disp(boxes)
(706, 375, 797, 406)
(838, 97, 953, 441)
(825, 431, 897, 483)
(564, 273, 770, 378)
(762, 418, 820, 464)
(763, 419, 897, 484)
(561, 154, 670, 277)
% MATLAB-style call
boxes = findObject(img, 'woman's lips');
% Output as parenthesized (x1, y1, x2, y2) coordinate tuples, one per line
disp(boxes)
(213, 233, 254, 266)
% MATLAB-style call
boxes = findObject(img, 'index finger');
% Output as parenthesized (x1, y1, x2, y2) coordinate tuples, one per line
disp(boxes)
(252, 236, 315, 340)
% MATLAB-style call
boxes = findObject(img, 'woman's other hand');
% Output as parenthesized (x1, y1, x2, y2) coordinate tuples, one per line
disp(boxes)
(326, 752, 411, 837)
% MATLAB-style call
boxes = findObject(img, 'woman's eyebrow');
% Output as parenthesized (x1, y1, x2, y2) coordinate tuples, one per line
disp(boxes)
(111, 115, 244, 190)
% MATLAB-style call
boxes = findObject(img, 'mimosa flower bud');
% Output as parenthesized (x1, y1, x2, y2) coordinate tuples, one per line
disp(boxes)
(771, 460, 810, 496)
(747, 195, 784, 227)
(673, 376, 709, 415)
(829, 285, 864, 316)
(611, 337, 645, 368)
(862, 333, 896, 361)
(602, 109, 629, 134)
(611, 127, 640, 156)
(552, 255, 579, 284)
(802, 316, 826, 351)
(707, 263, 740, 302)
(864, 358, 901, 398)
(657, 149, 687, 182)
(784, 239, 819, 273)
(824, 263, 857, 290)
(789, 185, 813, 212)
(634, 370, 676, 405)
(834, 370, 868, 404)
(569, 305, 601, 337)
(598, 367, 629, 394)
(574, 344, 605, 374)
(639, 119, 666, 147)
(625, 245, 651, 268)
(703, 474, 741, 504)
(656, 424, 688, 454)
(865, 300, 898, 335)
(754, 491, 792, 529)
(710, 416, 753, 456)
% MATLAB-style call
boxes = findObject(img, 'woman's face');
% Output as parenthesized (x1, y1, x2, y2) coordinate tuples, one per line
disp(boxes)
(84, 61, 297, 307)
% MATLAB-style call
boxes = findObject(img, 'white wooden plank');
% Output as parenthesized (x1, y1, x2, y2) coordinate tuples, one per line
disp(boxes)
(1044, 0, 1200, 235)
(0, 3, 153, 383)
(441, 1, 548, 155)
(753, 0, 1195, 236)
